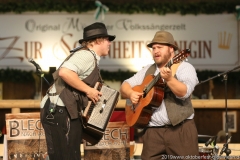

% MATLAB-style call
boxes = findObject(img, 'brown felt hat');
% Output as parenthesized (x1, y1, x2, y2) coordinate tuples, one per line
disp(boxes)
(147, 31, 178, 51)
(79, 22, 115, 44)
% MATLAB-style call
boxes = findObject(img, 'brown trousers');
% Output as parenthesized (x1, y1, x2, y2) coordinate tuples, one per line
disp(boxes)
(141, 119, 200, 160)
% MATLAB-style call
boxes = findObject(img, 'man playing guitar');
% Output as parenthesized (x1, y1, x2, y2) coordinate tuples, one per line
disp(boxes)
(120, 31, 200, 160)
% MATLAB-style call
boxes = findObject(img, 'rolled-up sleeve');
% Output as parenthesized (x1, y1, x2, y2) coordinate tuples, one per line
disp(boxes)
(176, 62, 199, 99)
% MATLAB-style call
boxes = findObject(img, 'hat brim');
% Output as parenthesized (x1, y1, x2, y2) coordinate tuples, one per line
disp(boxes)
(79, 34, 115, 44)
(147, 42, 178, 51)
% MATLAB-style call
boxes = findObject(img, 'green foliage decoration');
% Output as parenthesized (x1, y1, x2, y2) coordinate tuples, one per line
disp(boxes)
(0, 0, 239, 15)
(100, 69, 136, 82)
(0, 68, 34, 83)
(0, 68, 240, 85)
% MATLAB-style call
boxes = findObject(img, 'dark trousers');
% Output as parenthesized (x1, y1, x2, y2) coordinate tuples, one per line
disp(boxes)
(41, 99, 82, 160)
(141, 119, 200, 160)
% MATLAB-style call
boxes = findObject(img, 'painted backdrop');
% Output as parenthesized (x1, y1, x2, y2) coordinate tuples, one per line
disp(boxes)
(0, 13, 239, 72)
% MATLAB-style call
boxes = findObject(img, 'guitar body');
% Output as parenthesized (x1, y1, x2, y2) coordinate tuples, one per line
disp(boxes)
(125, 74, 165, 128)
(125, 49, 191, 128)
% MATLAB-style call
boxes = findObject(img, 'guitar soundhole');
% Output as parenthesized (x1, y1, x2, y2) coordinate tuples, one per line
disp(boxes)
(143, 88, 148, 98)
(131, 105, 136, 113)
(143, 92, 146, 98)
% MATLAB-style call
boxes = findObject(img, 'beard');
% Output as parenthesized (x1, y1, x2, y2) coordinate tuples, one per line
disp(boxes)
(154, 53, 171, 67)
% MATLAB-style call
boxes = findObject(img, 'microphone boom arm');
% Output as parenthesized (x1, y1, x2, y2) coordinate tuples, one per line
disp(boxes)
(29, 58, 50, 86)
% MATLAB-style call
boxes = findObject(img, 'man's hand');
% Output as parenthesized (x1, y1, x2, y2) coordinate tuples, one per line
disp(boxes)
(129, 91, 143, 105)
(86, 88, 102, 104)
(160, 67, 173, 82)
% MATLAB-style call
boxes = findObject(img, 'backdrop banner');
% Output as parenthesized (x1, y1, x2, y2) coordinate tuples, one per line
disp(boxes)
(84, 121, 130, 160)
(0, 13, 239, 72)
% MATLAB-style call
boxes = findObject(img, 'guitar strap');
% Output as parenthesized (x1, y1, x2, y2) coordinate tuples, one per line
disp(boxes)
(171, 63, 180, 76)
(145, 64, 156, 77)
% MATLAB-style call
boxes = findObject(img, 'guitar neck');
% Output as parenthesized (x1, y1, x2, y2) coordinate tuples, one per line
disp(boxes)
(143, 72, 160, 97)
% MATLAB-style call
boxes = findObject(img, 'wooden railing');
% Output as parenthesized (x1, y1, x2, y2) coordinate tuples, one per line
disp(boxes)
(0, 99, 240, 113)
(1, 99, 240, 157)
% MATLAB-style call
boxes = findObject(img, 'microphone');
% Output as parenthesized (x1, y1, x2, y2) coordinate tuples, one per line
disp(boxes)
(70, 46, 83, 53)
(205, 136, 215, 147)
(28, 58, 42, 72)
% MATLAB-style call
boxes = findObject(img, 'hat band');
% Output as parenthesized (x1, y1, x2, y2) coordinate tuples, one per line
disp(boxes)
(84, 28, 108, 38)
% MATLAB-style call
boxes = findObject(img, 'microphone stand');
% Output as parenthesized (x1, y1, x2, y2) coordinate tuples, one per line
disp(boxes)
(35, 68, 50, 86)
(220, 136, 232, 159)
(197, 65, 240, 160)
(31, 66, 51, 160)
(30, 63, 51, 101)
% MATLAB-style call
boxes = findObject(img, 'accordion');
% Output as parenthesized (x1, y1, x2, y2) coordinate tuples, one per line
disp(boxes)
(82, 82, 119, 145)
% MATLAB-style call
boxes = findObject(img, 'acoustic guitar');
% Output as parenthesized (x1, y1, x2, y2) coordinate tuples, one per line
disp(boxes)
(125, 49, 190, 128)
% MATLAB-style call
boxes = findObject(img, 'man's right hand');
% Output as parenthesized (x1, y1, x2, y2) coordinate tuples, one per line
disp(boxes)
(129, 91, 143, 105)
(86, 87, 102, 104)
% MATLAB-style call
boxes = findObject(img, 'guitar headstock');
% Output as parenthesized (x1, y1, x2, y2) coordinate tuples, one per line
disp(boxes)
(172, 49, 190, 64)
(165, 49, 190, 68)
